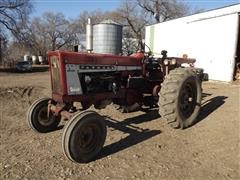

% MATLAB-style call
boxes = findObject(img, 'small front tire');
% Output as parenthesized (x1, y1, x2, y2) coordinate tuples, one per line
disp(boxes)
(62, 111, 107, 163)
(27, 98, 61, 133)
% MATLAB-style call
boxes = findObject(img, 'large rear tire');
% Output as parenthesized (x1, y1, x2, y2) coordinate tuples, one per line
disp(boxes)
(27, 98, 61, 133)
(158, 68, 202, 129)
(62, 111, 107, 163)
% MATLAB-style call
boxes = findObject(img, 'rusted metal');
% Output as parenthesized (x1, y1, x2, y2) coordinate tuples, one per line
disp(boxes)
(48, 101, 72, 121)
(60, 110, 72, 121)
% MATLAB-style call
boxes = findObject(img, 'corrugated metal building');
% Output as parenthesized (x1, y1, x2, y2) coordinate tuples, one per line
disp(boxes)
(145, 4, 240, 82)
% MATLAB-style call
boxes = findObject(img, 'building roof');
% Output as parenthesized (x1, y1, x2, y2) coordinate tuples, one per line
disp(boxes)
(147, 4, 240, 27)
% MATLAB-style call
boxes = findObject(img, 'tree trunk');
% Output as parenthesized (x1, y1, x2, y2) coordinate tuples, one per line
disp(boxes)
(0, 37, 2, 65)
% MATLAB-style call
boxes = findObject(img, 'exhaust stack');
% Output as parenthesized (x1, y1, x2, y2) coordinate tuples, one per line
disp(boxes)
(86, 18, 93, 52)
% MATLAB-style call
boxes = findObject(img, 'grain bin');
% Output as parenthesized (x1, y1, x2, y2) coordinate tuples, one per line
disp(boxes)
(93, 20, 123, 55)
(24, 54, 29, 61)
(32, 55, 37, 64)
(38, 56, 43, 64)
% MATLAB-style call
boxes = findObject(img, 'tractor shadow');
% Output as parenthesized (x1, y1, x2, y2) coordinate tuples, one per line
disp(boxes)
(191, 95, 228, 127)
(97, 95, 227, 159)
(97, 110, 161, 160)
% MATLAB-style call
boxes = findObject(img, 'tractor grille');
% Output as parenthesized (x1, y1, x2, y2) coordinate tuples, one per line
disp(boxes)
(50, 56, 61, 94)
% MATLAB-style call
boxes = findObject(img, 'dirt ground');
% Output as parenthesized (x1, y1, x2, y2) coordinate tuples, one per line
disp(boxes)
(0, 69, 239, 180)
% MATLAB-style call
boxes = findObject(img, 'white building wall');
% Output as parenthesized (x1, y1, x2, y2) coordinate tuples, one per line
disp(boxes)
(145, 5, 240, 82)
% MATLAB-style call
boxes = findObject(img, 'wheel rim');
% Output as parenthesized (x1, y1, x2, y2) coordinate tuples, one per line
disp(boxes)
(179, 81, 197, 119)
(37, 106, 55, 126)
(74, 123, 100, 154)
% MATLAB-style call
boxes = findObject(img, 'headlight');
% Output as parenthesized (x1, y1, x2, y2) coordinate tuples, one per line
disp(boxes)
(171, 58, 176, 65)
(163, 59, 169, 65)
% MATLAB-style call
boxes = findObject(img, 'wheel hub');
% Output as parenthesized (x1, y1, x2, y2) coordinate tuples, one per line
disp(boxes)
(78, 124, 99, 152)
(179, 83, 196, 119)
(80, 127, 94, 148)
(38, 108, 54, 126)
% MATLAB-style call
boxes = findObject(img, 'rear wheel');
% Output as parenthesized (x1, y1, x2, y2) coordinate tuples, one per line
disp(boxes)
(158, 68, 202, 129)
(27, 98, 61, 133)
(62, 111, 107, 163)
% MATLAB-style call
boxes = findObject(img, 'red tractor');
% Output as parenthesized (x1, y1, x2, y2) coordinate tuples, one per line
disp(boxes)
(27, 49, 207, 163)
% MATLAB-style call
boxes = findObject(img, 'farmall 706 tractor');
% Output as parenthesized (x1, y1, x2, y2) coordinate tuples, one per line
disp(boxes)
(27, 20, 207, 163)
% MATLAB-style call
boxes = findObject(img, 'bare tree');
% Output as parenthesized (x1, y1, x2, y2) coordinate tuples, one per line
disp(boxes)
(0, 0, 32, 32)
(0, 0, 32, 63)
(117, 0, 149, 51)
(28, 17, 48, 56)
(137, 0, 189, 23)
(0, 30, 7, 64)
(41, 12, 70, 50)
(114, 0, 190, 53)
(24, 12, 77, 59)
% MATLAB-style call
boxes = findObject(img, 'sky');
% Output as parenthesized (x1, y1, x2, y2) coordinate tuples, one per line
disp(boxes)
(31, 0, 240, 19)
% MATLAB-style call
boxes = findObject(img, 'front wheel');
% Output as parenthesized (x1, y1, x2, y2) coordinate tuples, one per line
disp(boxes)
(62, 111, 107, 163)
(27, 98, 61, 133)
(158, 68, 202, 129)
